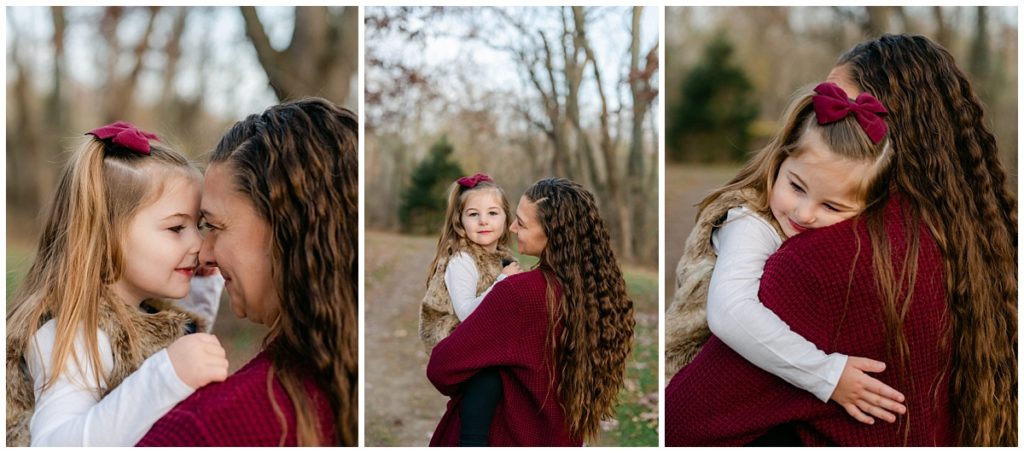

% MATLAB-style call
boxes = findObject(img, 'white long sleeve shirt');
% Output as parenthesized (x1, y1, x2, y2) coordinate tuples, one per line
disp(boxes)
(24, 275, 224, 446)
(444, 252, 506, 321)
(706, 206, 846, 402)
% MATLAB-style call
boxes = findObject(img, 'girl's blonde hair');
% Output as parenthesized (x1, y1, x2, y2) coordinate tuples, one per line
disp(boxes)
(7, 134, 200, 393)
(426, 178, 512, 283)
(701, 85, 893, 219)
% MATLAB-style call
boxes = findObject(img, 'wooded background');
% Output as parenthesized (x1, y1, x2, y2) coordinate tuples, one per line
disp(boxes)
(666, 6, 1017, 171)
(664, 6, 1018, 296)
(7, 6, 358, 232)
(366, 6, 660, 267)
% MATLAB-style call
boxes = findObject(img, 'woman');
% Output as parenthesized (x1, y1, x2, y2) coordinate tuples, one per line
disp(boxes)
(137, 97, 359, 446)
(665, 34, 1016, 447)
(426, 178, 635, 446)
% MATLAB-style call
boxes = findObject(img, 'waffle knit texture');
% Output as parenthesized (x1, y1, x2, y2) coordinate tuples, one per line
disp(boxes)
(665, 195, 953, 446)
(426, 269, 582, 446)
(137, 350, 335, 446)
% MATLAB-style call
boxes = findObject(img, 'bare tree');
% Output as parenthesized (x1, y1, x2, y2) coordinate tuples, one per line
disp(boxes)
(240, 6, 358, 104)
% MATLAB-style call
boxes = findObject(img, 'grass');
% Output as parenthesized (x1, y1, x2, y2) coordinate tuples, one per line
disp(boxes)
(6, 244, 34, 305)
(597, 267, 659, 446)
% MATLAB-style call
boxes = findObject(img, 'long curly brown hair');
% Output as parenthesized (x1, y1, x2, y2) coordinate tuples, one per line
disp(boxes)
(524, 178, 635, 442)
(210, 97, 358, 446)
(839, 34, 1017, 447)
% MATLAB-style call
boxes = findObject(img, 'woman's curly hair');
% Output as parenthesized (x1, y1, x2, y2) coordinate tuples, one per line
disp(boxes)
(524, 178, 635, 442)
(211, 97, 358, 446)
(839, 34, 1017, 447)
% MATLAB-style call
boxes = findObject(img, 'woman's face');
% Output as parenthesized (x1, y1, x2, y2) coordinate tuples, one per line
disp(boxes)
(199, 163, 280, 326)
(510, 195, 548, 257)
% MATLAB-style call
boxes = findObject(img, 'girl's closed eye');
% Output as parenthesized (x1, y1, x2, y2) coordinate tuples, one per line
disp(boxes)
(169, 225, 186, 233)
(789, 181, 806, 194)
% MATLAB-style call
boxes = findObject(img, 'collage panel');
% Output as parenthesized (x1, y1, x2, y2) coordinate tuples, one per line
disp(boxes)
(364, 5, 659, 447)
(6, 6, 358, 446)
(663, 6, 1017, 447)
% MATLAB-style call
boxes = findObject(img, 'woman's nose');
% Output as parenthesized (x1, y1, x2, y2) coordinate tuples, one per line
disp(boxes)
(198, 235, 217, 267)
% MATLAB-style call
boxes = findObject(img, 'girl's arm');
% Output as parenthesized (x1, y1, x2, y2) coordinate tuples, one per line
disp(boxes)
(444, 252, 506, 321)
(427, 278, 527, 395)
(25, 321, 195, 446)
(707, 208, 904, 422)
(706, 208, 846, 402)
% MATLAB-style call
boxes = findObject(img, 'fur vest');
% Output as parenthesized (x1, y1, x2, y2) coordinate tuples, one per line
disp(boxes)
(419, 244, 513, 353)
(664, 188, 785, 377)
(6, 294, 205, 447)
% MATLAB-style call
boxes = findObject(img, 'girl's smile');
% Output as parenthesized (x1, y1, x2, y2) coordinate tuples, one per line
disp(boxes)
(461, 190, 507, 252)
(769, 128, 871, 239)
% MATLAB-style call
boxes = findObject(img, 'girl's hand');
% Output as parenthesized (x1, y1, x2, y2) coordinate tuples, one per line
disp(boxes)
(501, 261, 523, 276)
(830, 356, 906, 424)
(166, 333, 229, 389)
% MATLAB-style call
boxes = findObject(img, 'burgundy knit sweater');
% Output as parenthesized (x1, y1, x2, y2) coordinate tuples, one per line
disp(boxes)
(426, 269, 581, 447)
(137, 350, 335, 446)
(666, 196, 953, 446)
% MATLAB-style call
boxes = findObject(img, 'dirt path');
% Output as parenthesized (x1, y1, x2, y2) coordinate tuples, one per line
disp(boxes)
(364, 231, 445, 446)
(365, 230, 659, 446)
(664, 164, 739, 305)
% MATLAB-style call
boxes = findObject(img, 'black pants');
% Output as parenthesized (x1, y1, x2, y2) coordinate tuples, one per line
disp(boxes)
(459, 367, 502, 447)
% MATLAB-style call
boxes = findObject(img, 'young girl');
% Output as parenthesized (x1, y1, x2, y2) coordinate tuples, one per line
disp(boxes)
(666, 82, 907, 425)
(419, 173, 520, 446)
(6, 122, 229, 446)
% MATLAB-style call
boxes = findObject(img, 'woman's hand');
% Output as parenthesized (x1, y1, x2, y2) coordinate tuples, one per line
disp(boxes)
(166, 333, 229, 389)
(501, 261, 523, 276)
(830, 356, 906, 424)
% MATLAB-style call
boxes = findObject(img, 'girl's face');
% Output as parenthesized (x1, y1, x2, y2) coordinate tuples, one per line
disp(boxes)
(510, 195, 548, 257)
(114, 174, 202, 305)
(460, 190, 506, 252)
(198, 163, 280, 326)
(770, 128, 871, 239)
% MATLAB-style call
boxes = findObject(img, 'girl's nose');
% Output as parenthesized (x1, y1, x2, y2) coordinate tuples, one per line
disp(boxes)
(794, 202, 816, 225)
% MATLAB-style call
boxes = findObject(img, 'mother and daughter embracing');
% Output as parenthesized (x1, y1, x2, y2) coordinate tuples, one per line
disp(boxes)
(6, 98, 359, 446)
(665, 34, 1016, 447)
(419, 174, 637, 446)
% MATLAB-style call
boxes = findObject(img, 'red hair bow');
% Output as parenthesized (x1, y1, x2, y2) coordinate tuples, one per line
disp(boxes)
(86, 121, 160, 155)
(457, 173, 494, 188)
(812, 82, 889, 144)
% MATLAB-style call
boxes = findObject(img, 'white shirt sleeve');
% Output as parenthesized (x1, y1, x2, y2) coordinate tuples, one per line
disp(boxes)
(444, 252, 507, 321)
(172, 272, 225, 333)
(706, 207, 847, 402)
(26, 320, 196, 446)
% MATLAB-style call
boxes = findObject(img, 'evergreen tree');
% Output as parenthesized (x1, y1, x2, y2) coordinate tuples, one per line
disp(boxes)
(399, 135, 464, 234)
(668, 33, 759, 162)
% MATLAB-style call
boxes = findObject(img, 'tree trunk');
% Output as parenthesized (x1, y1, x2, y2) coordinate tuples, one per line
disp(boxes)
(573, 6, 633, 262)
(240, 6, 358, 104)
